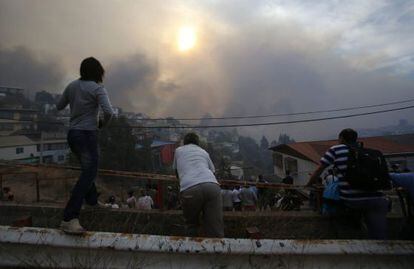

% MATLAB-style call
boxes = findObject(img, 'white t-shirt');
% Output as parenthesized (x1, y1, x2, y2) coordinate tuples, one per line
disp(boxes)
(232, 189, 241, 203)
(137, 195, 154, 210)
(173, 144, 218, 192)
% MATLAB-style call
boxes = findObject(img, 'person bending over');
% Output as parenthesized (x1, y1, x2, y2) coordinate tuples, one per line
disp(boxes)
(173, 133, 224, 237)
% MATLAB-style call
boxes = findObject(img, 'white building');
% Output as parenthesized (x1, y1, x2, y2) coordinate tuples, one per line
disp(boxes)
(269, 134, 414, 186)
(0, 135, 69, 164)
(0, 108, 38, 136)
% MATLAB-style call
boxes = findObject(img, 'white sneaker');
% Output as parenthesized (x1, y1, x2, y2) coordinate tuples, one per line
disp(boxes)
(60, 219, 86, 235)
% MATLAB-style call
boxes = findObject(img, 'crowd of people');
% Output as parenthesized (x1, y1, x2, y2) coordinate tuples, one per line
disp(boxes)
(55, 57, 413, 240)
(97, 186, 180, 211)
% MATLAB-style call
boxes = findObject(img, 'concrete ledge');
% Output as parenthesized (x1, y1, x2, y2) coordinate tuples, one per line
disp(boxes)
(1, 226, 414, 269)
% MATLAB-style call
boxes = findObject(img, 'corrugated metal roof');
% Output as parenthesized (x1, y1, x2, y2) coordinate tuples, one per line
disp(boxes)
(270, 134, 414, 163)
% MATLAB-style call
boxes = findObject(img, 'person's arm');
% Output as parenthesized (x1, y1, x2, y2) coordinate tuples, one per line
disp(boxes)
(96, 87, 114, 128)
(56, 87, 69, 111)
(306, 147, 335, 187)
(306, 164, 326, 187)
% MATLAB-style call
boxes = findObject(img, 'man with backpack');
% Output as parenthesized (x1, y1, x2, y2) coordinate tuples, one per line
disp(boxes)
(306, 128, 391, 239)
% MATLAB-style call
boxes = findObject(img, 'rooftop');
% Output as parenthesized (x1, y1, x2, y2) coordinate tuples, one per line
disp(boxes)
(269, 134, 414, 163)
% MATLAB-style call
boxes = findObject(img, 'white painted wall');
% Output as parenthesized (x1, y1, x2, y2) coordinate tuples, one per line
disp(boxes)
(296, 160, 318, 185)
(273, 152, 317, 185)
(0, 144, 69, 164)
(0, 145, 37, 161)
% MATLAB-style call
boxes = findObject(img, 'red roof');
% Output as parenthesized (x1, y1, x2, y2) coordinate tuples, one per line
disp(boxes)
(270, 134, 414, 164)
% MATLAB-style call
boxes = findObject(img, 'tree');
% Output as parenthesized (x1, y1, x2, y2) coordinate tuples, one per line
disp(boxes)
(99, 116, 144, 171)
(238, 136, 263, 176)
(260, 136, 269, 150)
(277, 134, 295, 145)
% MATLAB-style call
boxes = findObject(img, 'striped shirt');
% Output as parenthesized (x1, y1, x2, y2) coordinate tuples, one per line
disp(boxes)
(321, 144, 383, 201)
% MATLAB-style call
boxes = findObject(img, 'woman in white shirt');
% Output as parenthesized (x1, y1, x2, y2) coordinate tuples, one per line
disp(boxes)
(137, 189, 154, 210)
(173, 133, 224, 237)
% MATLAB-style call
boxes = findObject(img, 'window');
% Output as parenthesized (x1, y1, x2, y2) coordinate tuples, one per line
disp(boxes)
(16, 147, 24, 154)
(43, 143, 68, 151)
(0, 111, 14, 120)
(284, 157, 298, 175)
(0, 123, 14, 131)
(58, 155, 65, 162)
(273, 153, 283, 169)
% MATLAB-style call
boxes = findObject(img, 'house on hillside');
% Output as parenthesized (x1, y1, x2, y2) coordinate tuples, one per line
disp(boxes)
(136, 140, 177, 170)
(0, 135, 69, 164)
(269, 134, 414, 185)
(0, 108, 39, 136)
(151, 140, 177, 169)
(0, 86, 25, 96)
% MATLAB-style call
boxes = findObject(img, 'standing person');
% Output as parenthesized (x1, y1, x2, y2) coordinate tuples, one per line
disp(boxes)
(221, 186, 234, 211)
(57, 57, 114, 234)
(232, 186, 242, 211)
(282, 170, 294, 185)
(167, 186, 179, 210)
(137, 189, 154, 210)
(257, 174, 269, 211)
(306, 128, 390, 239)
(173, 133, 224, 237)
(239, 184, 258, 211)
(126, 190, 137, 209)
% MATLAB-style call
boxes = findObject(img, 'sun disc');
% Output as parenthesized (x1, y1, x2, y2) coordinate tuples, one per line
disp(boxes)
(177, 26, 196, 52)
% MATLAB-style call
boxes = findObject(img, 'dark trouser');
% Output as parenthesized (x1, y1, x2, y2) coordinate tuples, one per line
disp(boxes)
(345, 197, 389, 240)
(180, 183, 224, 238)
(233, 202, 242, 211)
(63, 130, 99, 221)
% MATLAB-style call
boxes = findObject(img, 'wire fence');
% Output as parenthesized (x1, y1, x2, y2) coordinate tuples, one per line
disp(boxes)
(0, 161, 311, 208)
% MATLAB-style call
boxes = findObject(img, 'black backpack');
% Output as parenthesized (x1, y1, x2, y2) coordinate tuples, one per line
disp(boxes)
(344, 143, 392, 191)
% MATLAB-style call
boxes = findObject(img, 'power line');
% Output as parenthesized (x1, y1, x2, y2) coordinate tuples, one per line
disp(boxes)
(3, 101, 414, 129)
(129, 104, 414, 129)
(141, 97, 414, 121)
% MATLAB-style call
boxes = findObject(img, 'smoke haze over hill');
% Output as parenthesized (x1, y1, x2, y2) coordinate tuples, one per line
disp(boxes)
(1, 0, 413, 140)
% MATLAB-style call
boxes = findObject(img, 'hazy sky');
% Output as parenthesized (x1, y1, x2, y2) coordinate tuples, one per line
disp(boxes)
(0, 0, 413, 140)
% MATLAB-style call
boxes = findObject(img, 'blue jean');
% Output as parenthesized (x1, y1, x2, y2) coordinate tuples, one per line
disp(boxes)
(63, 130, 99, 221)
(345, 197, 389, 240)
